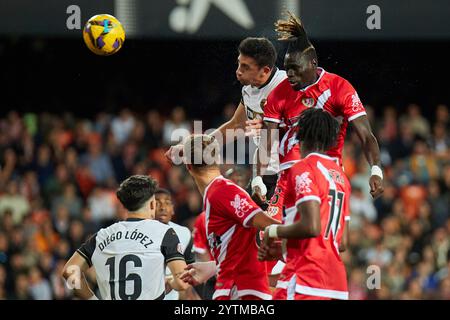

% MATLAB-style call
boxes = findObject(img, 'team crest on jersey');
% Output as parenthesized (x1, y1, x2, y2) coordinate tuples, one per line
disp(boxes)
(295, 172, 313, 195)
(177, 243, 184, 254)
(351, 92, 363, 112)
(267, 206, 279, 217)
(302, 97, 315, 108)
(230, 194, 252, 218)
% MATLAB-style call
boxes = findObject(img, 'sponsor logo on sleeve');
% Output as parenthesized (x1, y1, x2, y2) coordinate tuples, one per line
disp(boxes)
(295, 172, 313, 195)
(230, 194, 253, 218)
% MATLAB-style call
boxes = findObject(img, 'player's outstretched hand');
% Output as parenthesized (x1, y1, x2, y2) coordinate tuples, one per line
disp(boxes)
(180, 261, 217, 286)
(369, 175, 384, 199)
(245, 119, 263, 137)
(164, 144, 184, 165)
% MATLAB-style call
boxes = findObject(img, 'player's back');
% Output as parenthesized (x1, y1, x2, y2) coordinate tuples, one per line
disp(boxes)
(204, 176, 271, 300)
(281, 153, 351, 299)
(79, 218, 183, 300)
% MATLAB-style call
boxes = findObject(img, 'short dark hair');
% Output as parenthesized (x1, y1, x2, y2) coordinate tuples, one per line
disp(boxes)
(296, 108, 339, 152)
(116, 175, 158, 212)
(155, 188, 171, 196)
(238, 37, 277, 69)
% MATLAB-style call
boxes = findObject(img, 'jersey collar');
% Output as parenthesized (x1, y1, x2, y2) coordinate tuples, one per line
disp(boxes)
(258, 67, 278, 89)
(299, 68, 325, 92)
(304, 152, 338, 162)
(126, 217, 145, 222)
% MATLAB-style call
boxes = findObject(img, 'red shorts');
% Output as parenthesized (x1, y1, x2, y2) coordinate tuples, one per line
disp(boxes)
(272, 288, 332, 300)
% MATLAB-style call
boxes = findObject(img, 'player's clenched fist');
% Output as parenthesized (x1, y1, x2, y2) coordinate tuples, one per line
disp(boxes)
(165, 144, 184, 164)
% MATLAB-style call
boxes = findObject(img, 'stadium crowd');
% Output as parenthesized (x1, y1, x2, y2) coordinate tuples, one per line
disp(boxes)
(0, 102, 449, 300)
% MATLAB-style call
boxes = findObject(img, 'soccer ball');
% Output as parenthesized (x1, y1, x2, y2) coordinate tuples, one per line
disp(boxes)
(83, 14, 125, 56)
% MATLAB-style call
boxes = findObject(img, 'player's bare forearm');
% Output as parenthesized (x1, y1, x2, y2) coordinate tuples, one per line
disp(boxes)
(352, 116, 384, 198)
(251, 211, 282, 230)
(352, 116, 381, 166)
(263, 121, 279, 174)
(167, 260, 190, 291)
(62, 252, 97, 300)
(338, 221, 349, 252)
(210, 102, 246, 144)
(277, 201, 321, 239)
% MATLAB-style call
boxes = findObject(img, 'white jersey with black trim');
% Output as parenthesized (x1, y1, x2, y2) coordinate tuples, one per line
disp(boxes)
(241, 68, 287, 122)
(164, 221, 194, 300)
(77, 218, 184, 300)
(241, 68, 286, 175)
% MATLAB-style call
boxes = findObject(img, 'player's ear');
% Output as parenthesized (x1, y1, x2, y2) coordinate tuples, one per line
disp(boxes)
(262, 66, 271, 76)
(149, 196, 156, 211)
(311, 58, 318, 67)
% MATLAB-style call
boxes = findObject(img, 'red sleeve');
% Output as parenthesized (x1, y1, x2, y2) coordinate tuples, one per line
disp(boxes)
(333, 77, 367, 122)
(290, 164, 321, 206)
(215, 182, 263, 228)
(192, 212, 209, 254)
(263, 87, 283, 124)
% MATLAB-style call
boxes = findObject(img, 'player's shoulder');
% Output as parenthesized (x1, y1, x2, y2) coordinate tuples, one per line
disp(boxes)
(269, 77, 291, 96)
(168, 221, 191, 238)
(321, 69, 352, 88)
(271, 69, 287, 86)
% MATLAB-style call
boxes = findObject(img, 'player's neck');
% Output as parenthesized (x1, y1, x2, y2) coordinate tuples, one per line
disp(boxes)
(194, 170, 222, 196)
(298, 69, 319, 90)
(255, 67, 276, 88)
(301, 148, 326, 158)
(127, 212, 154, 220)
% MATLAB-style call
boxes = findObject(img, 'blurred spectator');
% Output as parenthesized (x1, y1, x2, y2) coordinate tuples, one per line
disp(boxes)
(111, 109, 135, 145)
(163, 106, 191, 146)
(400, 104, 430, 138)
(80, 136, 115, 185)
(0, 180, 30, 225)
(427, 180, 449, 229)
(408, 137, 439, 184)
(144, 110, 164, 150)
(51, 183, 82, 218)
(87, 187, 117, 226)
(0, 104, 448, 300)
(435, 104, 449, 128)
(350, 186, 377, 227)
(10, 273, 32, 300)
(28, 267, 52, 300)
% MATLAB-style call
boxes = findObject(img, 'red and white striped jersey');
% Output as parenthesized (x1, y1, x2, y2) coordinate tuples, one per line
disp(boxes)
(264, 68, 367, 171)
(277, 153, 351, 300)
(203, 175, 271, 300)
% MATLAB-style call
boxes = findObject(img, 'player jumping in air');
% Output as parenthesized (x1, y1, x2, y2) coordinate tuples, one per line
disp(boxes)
(62, 175, 189, 300)
(180, 134, 280, 300)
(166, 37, 286, 209)
(261, 12, 384, 222)
(259, 108, 351, 300)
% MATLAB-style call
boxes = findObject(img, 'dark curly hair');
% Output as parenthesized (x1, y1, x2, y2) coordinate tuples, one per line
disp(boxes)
(296, 108, 339, 152)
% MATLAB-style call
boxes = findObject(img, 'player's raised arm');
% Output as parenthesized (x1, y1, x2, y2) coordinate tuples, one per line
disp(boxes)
(351, 115, 384, 198)
(209, 101, 247, 143)
(62, 251, 97, 300)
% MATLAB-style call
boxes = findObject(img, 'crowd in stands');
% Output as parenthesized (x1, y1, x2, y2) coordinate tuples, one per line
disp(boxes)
(0, 102, 449, 299)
